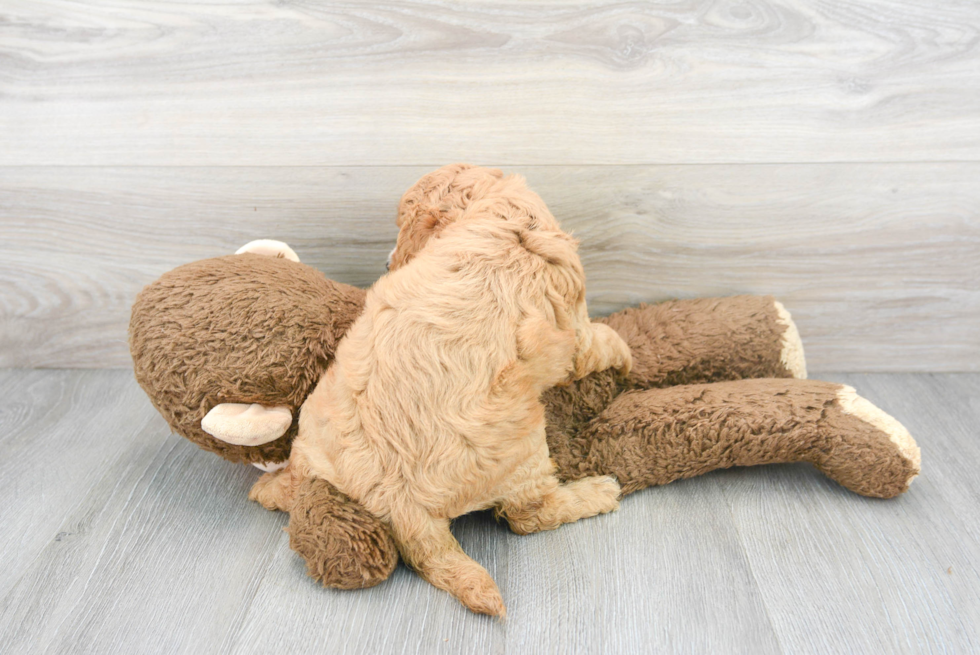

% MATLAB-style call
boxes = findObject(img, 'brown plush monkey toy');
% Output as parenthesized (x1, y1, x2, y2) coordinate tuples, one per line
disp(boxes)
(129, 165, 920, 597)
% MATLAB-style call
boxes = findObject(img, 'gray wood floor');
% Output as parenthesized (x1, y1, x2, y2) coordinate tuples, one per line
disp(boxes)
(0, 369, 976, 654)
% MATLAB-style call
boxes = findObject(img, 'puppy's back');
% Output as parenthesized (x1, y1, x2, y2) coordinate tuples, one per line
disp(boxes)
(318, 215, 583, 514)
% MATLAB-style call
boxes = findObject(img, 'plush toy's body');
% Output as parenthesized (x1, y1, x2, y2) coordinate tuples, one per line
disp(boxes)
(129, 165, 920, 609)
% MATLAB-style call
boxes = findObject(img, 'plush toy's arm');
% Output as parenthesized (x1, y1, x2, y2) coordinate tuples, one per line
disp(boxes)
(247, 461, 399, 589)
(599, 295, 807, 388)
(555, 378, 920, 499)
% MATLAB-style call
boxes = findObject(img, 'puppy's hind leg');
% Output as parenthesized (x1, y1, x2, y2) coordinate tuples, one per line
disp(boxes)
(248, 461, 304, 512)
(498, 444, 621, 535)
(389, 505, 505, 617)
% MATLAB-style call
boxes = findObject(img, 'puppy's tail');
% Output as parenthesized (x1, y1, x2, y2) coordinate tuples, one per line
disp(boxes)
(389, 505, 506, 617)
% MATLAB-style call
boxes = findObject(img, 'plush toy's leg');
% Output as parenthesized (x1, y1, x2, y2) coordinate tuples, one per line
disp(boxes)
(287, 476, 399, 590)
(562, 379, 920, 499)
(235, 239, 300, 262)
(599, 295, 807, 387)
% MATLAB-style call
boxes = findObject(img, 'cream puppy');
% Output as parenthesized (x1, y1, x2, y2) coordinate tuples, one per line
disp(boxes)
(253, 167, 631, 616)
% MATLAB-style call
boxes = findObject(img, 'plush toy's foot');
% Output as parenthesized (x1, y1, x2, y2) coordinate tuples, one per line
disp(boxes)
(824, 385, 921, 495)
(201, 403, 293, 447)
(773, 301, 807, 379)
(287, 476, 398, 590)
(235, 239, 300, 262)
(566, 378, 920, 499)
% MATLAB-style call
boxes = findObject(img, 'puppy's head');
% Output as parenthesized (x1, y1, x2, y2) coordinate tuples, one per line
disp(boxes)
(388, 164, 504, 271)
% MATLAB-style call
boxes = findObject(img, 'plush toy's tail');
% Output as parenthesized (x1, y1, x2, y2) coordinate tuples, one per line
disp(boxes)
(562, 378, 920, 499)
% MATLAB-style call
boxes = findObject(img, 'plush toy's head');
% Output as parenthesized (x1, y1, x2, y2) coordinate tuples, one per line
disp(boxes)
(129, 253, 366, 466)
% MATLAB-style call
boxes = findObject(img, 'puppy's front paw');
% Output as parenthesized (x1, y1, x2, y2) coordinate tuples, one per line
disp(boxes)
(614, 342, 633, 377)
(591, 323, 632, 377)
(603, 327, 633, 376)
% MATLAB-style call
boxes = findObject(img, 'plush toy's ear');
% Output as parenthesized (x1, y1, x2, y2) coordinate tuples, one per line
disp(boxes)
(235, 239, 300, 262)
(201, 403, 293, 447)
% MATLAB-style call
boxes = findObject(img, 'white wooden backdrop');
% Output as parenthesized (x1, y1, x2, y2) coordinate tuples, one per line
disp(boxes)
(1, 0, 978, 370)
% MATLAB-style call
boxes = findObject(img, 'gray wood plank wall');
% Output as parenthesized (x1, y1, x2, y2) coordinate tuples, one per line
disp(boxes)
(2, 0, 978, 370)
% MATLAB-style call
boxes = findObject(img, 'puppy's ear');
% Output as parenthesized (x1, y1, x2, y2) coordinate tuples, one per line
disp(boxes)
(519, 228, 581, 269)
(389, 208, 450, 271)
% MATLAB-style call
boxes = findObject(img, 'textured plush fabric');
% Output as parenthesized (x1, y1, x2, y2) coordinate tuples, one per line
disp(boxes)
(541, 294, 793, 479)
(555, 379, 918, 498)
(129, 254, 365, 465)
(599, 295, 790, 387)
(286, 375, 918, 590)
(287, 476, 398, 589)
